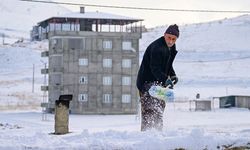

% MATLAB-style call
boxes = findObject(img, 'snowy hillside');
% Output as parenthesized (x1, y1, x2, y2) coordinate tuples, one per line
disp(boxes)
(0, 42, 48, 110)
(141, 14, 250, 52)
(178, 15, 250, 52)
(0, 0, 68, 110)
(0, 0, 70, 43)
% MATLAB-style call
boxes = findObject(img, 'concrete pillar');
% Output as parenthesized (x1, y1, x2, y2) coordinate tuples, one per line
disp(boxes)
(54, 95, 72, 134)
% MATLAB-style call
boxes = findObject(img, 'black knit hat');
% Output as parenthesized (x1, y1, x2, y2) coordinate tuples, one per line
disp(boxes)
(165, 24, 179, 38)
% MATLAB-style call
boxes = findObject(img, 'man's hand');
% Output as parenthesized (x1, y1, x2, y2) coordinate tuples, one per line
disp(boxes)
(170, 76, 178, 85)
(165, 79, 174, 89)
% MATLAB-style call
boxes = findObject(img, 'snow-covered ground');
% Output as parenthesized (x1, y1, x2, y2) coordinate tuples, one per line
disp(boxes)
(1, 105, 250, 149)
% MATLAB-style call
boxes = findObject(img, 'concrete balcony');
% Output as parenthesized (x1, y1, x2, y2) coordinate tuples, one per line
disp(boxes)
(50, 67, 63, 73)
(41, 51, 49, 57)
(41, 102, 48, 108)
(41, 68, 49, 74)
(50, 85, 63, 90)
(41, 85, 49, 91)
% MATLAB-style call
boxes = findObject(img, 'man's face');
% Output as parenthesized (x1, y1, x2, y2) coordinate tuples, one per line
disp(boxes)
(164, 33, 177, 48)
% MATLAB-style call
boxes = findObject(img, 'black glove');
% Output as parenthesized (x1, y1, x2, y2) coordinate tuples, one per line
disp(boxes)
(170, 76, 178, 85)
(165, 78, 174, 89)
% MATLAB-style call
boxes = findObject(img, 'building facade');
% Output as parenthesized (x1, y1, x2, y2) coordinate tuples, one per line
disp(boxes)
(40, 8, 143, 114)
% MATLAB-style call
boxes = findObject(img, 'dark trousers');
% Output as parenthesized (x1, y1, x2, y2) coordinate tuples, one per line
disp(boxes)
(140, 83, 166, 131)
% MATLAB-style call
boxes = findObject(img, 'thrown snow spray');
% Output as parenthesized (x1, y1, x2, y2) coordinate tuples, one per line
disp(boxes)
(148, 85, 174, 102)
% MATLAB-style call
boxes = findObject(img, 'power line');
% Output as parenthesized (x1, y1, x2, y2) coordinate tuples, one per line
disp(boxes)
(20, 0, 250, 14)
(177, 56, 250, 63)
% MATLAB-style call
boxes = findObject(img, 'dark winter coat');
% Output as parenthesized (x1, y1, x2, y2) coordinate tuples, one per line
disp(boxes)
(136, 36, 178, 92)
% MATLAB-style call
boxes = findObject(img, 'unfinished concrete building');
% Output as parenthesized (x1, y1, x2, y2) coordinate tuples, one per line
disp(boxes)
(39, 7, 143, 114)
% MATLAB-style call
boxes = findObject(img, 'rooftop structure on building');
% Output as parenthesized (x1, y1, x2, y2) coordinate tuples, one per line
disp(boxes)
(31, 7, 143, 41)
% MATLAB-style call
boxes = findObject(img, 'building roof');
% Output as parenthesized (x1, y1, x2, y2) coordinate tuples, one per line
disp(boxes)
(58, 11, 143, 21)
(38, 11, 143, 25)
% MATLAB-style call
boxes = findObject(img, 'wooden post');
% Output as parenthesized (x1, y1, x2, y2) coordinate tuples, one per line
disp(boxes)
(32, 64, 35, 93)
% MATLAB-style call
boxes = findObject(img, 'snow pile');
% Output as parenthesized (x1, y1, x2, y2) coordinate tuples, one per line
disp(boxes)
(1, 108, 250, 149)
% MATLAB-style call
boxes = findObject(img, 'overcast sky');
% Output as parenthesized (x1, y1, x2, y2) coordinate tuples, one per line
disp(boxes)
(58, 0, 250, 27)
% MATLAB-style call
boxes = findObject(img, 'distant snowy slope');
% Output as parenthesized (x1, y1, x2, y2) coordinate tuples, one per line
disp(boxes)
(140, 14, 250, 52)
(0, 0, 71, 42)
(0, 44, 47, 110)
(179, 15, 250, 51)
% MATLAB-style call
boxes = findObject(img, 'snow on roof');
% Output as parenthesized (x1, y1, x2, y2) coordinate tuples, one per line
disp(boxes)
(58, 11, 143, 21)
(38, 11, 143, 24)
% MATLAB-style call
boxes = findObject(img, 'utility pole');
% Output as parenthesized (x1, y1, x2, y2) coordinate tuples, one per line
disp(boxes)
(1, 34, 4, 45)
(32, 64, 35, 93)
(226, 87, 228, 96)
